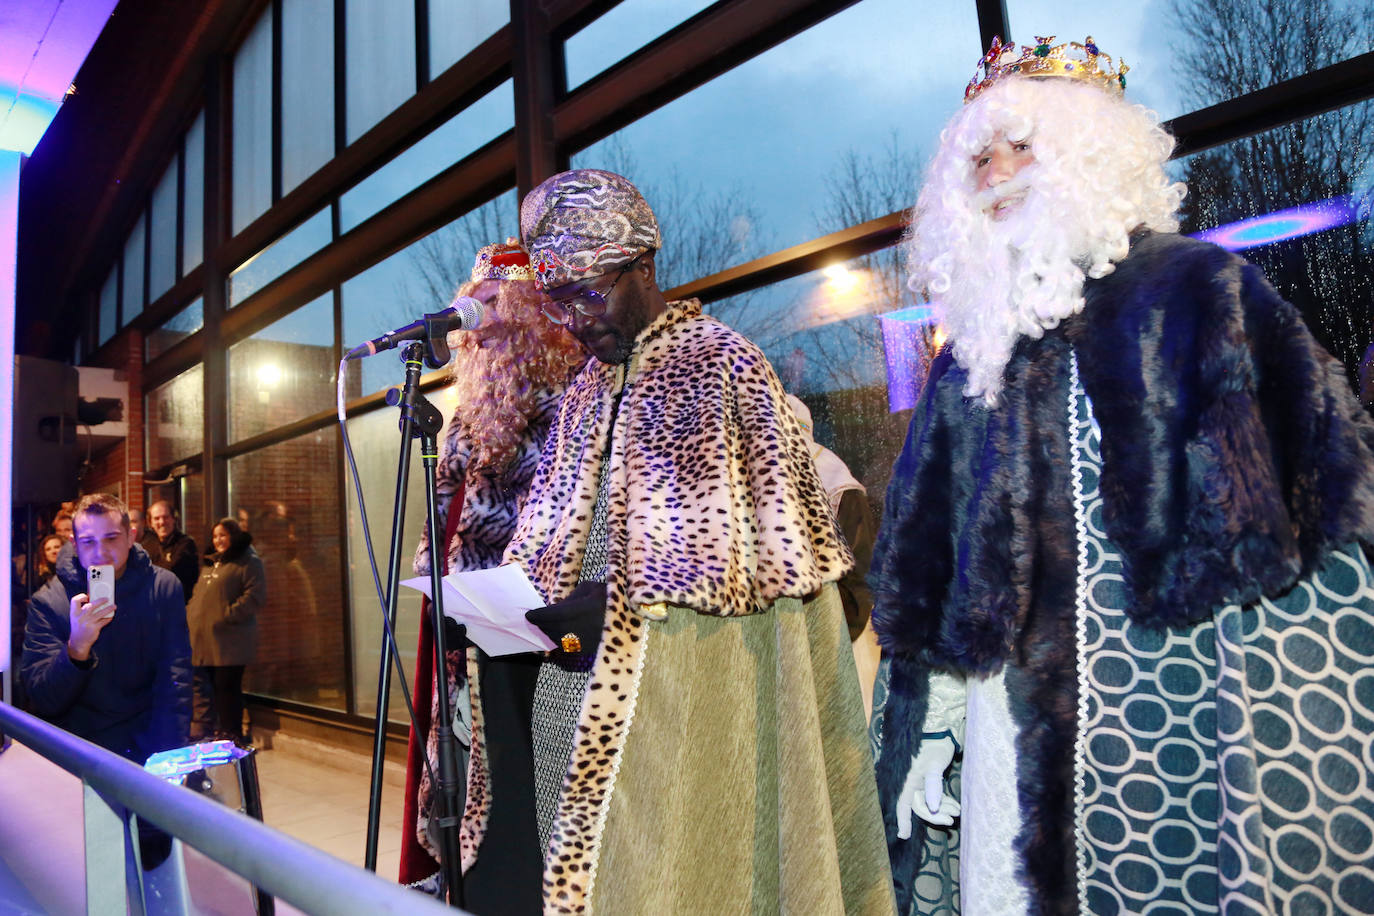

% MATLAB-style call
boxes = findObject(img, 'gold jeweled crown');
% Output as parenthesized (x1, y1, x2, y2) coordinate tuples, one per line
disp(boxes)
(470, 239, 536, 282)
(964, 35, 1128, 103)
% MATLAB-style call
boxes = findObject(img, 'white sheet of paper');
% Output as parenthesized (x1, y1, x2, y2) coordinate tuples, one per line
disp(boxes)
(400, 565, 555, 656)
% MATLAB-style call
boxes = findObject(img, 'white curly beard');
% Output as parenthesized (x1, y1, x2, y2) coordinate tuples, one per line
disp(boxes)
(904, 78, 1186, 406)
(932, 167, 1097, 405)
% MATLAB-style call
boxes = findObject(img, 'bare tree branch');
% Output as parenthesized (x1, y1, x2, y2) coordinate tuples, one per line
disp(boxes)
(1169, 0, 1374, 371)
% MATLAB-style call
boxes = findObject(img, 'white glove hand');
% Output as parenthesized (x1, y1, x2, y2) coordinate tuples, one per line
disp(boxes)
(895, 735, 960, 838)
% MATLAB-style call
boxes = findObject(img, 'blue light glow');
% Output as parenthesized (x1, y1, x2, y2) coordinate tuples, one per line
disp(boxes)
(882, 303, 937, 324)
(1192, 195, 1361, 252)
(0, 90, 62, 155)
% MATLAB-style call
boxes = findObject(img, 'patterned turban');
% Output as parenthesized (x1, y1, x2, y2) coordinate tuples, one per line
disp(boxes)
(470, 238, 536, 283)
(519, 169, 662, 289)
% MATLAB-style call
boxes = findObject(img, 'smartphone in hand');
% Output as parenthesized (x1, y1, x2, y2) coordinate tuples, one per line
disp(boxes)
(87, 564, 116, 617)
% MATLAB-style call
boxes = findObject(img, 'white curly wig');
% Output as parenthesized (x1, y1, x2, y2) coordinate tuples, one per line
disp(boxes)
(904, 76, 1186, 403)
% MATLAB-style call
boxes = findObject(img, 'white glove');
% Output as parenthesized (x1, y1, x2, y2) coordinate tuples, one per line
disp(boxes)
(895, 734, 960, 838)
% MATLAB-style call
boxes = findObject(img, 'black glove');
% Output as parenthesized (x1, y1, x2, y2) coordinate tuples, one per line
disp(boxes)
(525, 581, 607, 658)
(441, 615, 468, 652)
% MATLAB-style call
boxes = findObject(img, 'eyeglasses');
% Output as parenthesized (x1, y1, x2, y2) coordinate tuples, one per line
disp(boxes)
(540, 253, 644, 325)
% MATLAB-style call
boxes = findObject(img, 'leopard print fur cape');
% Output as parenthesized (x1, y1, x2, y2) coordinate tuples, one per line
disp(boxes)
(505, 297, 853, 615)
(484, 298, 856, 912)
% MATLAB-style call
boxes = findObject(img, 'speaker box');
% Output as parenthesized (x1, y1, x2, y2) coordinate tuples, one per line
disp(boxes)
(13, 355, 80, 505)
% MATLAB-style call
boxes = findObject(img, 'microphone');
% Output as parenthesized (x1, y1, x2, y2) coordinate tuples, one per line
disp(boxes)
(345, 297, 485, 360)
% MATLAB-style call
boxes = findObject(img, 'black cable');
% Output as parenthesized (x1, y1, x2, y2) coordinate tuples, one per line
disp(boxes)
(336, 359, 437, 793)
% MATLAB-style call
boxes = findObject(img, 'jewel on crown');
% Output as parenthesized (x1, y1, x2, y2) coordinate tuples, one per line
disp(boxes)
(964, 35, 1129, 103)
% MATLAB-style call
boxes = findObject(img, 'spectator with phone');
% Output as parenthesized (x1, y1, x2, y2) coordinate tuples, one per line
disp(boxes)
(21, 493, 192, 763)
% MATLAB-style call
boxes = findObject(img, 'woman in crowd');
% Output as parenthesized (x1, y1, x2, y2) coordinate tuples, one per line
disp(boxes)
(33, 534, 66, 590)
(187, 517, 267, 742)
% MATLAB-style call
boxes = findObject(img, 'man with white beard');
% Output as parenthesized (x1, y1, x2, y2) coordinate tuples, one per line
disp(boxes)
(869, 36, 1374, 916)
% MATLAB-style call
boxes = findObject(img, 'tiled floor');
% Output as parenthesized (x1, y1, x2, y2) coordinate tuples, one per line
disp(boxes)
(252, 736, 408, 880)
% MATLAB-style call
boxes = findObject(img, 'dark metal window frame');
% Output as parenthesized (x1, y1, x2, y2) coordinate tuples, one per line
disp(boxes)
(78, 0, 1374, 726)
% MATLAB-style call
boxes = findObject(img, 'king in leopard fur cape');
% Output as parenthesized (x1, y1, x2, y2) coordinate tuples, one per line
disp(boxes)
(870, 231, 1374, 914)
(470, 297, 896, 914)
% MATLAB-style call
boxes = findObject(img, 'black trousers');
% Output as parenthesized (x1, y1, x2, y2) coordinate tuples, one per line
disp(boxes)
(192, 664, 247, 740)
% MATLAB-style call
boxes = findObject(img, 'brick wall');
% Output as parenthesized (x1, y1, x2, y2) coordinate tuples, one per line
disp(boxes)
(81, 327, 144, 511)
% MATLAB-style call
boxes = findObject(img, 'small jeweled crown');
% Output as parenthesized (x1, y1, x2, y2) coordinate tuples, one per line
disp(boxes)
(470, 239, 536, 282)
(964, 35, 1128, 103)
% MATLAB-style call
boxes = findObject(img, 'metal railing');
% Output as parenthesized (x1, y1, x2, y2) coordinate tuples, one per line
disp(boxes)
(0, 701, 461, 915)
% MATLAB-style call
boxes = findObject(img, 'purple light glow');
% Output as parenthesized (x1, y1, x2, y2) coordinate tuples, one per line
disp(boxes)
(880, 304, 938, 413)
(1191, 195, 1362, 252)
(1, 151, 18, 671)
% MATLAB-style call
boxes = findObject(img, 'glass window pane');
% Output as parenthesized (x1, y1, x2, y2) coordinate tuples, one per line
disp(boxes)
(229, 293, 337, 442)
(230, 431, 348, 712)
(1172, 99, 1374, 381)
(282, 0, 336, 194)
(99, 265, 118, 345)
(146, 298, 204, 361)
(229, 207, 333, 307)
(564, 0, 715, 90)
(570, 0, 977, 288)
(704, 245, 917, 520)
(343, 406, 429, 722)
(184, 111, 205, 271)
(233, 6, 274, 234)
(344, 0, 416, 145)
(146, 364, 204, 469)
(1004, 0, 1373, 120)
(121, 214, 146, 322)
(339, 79, 513, 232)
(341, 190, 518, 396)
(148, 155, 179, 302)
(428, 0, 507, 79)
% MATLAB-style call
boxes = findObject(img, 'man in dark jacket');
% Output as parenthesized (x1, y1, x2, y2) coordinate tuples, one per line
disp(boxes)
(146, 500, 199, 601)
(21, 493, 191, 763)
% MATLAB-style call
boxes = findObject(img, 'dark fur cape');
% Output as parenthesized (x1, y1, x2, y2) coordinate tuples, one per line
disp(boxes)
(870, 232, 1374, 914)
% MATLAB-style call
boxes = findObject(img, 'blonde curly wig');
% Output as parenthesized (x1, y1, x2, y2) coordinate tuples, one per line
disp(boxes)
(446, 278, 586, 471)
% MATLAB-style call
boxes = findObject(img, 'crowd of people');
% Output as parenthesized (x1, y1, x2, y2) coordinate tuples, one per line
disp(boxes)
(10, 31, 1373, 915)
(13, 494, 274, 755)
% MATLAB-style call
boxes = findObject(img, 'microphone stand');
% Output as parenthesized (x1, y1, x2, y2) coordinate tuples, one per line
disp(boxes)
(363, 337, 464, 906)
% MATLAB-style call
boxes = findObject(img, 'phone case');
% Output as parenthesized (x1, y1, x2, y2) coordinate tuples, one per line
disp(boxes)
(88, 565, 116, 614)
